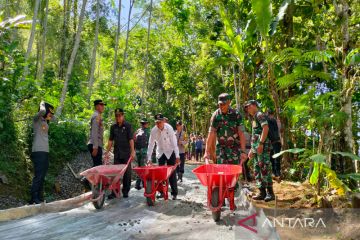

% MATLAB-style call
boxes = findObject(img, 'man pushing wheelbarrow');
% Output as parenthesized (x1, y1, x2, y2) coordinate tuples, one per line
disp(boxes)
(204, 93, 247, 185)
(199, 93, 247, 221)
(133, 113, 180, 205)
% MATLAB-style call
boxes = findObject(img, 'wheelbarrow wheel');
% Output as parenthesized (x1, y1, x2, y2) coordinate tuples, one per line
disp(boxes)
(146, 180, 154, 206)
(92, 184, 105, 209)
(211, 187, 221, 222)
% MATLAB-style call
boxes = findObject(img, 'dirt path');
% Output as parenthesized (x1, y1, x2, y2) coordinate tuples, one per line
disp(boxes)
(0, 165, 280, 240)
(1, 164, 358, 240)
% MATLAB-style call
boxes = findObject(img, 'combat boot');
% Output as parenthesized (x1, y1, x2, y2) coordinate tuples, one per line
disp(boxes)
(252, 187, 266, 200)
(264, 186, 275, 202)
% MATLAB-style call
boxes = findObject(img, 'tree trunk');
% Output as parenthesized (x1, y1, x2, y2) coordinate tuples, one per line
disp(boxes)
(56, 0, 88, 117)
(22, 0, 41, 80)
(141, 0, 153, 113)
(87, 0, 100, 101)
(338, 0, 355, 174)
(111, 0, 122, 85)
(119, 0, 135, 81)
(59, 0, 72, 78)
(233, 64, 239, 111)
(36, 0, 49, 81)
(73, 0, 78, 32)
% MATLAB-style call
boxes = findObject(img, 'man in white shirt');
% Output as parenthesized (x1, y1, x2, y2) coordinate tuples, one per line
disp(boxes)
(147, 113, 180, 200)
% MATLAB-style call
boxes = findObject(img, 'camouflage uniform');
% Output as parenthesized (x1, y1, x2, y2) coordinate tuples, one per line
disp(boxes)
(209, 108, 245, 164)
(134, 126, 150, 189)
(250, 111, 272, 188)
(134, 127, 150, 167)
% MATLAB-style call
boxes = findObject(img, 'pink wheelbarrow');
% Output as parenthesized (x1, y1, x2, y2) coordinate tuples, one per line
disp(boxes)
(80, 157, 133, 209)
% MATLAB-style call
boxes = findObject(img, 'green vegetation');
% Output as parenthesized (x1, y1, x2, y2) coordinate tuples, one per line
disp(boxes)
(0, 0, 359, 203)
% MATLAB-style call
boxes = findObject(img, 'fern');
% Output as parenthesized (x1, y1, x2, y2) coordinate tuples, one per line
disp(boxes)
(276, 65, 331, 89)
(301, 50, 334, 63)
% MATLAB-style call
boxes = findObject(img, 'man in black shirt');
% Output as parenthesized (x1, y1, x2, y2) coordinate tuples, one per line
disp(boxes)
(106, 108, 135, 199)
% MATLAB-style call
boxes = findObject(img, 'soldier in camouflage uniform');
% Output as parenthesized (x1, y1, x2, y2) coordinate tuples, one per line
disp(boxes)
(244, 100, 275, 202)
(204, 93, 247, 167)
(134, 118, 150, 190)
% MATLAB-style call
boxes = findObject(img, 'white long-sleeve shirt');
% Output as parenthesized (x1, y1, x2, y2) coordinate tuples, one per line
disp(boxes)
(147, 123, 180, 160)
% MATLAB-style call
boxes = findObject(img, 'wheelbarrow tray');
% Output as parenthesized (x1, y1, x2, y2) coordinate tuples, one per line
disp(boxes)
(192, 164, 242, 188)
(80, 164, 128, 186)
(133, 165, 177, 181)
(133, 165, 177, 206)
(193, 164, 242, 221)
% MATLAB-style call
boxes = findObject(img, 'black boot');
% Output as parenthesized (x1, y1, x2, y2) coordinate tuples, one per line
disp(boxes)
(178, 172, 183, 182)
(135, 179, 142, 190)
(252, 187, 266, 200)
(264, 187, 275, 202)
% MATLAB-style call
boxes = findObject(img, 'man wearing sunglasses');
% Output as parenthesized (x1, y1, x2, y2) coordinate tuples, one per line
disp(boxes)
(204, 93, 247, 167)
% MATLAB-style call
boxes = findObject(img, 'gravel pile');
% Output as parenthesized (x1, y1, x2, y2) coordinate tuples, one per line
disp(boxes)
(52, 152, 93, 201)
(0, 195, 27, 210)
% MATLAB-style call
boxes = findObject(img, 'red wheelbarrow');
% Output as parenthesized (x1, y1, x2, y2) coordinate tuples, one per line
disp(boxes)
(80, 157, 133, 209)
(193, 164, 242, 222)
(133, 164, 177, 206)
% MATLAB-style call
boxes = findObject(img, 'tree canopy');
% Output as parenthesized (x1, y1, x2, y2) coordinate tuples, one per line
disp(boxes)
(0, 0, 359, 203)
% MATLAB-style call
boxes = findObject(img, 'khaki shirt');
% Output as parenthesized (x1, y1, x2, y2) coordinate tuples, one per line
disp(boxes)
(175, 130, 187, 154)
(88, 111, 104, 148)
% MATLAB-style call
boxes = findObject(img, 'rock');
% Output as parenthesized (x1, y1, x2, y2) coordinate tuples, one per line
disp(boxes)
(229, 226, 233, 230)
(0, 172, 9, 184)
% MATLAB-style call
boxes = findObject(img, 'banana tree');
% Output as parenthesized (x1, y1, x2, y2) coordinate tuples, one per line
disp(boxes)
(274, 148, 359, 200)
(215, 5, 245, 110)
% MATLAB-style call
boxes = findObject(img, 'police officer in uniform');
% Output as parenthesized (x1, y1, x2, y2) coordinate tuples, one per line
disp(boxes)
(175, 120, 187, 182)
(204, 93, 247, 166)
(30, 101, 56, 204)
(88, 99, 105, 167)
(106, 108, 135, 198)
(244, 100, 275, 202)
(134, 118, 150, 190)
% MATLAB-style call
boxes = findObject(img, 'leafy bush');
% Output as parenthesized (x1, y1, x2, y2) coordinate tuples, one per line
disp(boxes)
(43, 119, 88, 196)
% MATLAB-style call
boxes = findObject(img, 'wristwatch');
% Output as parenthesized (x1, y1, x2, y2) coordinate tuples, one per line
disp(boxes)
(259, 141, 265, 145)
(240, 150, 246, 154)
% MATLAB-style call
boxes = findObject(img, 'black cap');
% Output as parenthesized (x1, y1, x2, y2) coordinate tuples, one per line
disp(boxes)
(218, 93, 231, 104)
(176, 120, 182, 125)
(267, 109, 275, 115)
(114, 108, 124, 115)
(45, 102, 55, 114)
(154, 113, 164, 122)
(94, 99, 106, 106)
(140, 118, 149, 124)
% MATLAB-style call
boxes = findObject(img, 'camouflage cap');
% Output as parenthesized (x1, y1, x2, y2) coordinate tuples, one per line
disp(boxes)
(244, 100, 259, 107)
(218, 93, 231, 104)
